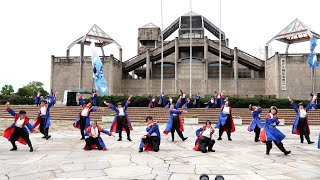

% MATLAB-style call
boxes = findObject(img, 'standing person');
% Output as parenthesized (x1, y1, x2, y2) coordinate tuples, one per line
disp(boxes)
(194, 120, 215, 153)
(84, 121, 113, 151)
(33, 95, 55, 140)
(215, 100, 235, 141)
(34, 91, 41, 106)
(260, 106, 291, 155)
(139, 116, 161, 152)
(163, 97, 188, 141)
(193, 93, 201, 108)
(104, 96, 133, 141)
(288, 96, 316, 144)
(4, 102, 33, 152)
(158, 92, 166, 107)
(204, 97, 215, 109)
(74, 95, 101, 140)
(91, 90, 98, 106)
(165, 97, 173, 108)
(248, 104, 264, 142)
(180, 89, 186, 107)
(182, 98, 190, 109)
(148, 95, 158, 108)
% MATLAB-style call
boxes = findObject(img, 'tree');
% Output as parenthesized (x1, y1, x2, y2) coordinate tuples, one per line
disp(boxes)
(0, 85, 14, 95)
(16, 81, 48, 97)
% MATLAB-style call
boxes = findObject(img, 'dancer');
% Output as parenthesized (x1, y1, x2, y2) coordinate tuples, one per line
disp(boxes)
(182, 98, 190, 109)
(204, 97, 215, 108)
(148, 95, 158, 108)
(4, 102, 33, 152)
(158, 92, 166, 107)
(288, 95, 316, 144)
(104, 96, 133, 141)
(165, 97, 173, 108)
(194, 120, 215, 153)
(215, 100, 235, 141)
(74, 95, 101, 140)
(34, 91, 41, 106)
(180, 89, 186, 107)
(139, 116, 160, 152)
(84, 121, 113, 151)
(248, 104, 263, 142)
(33, 95, 55, 140)
(163, 97, 188, 141)
(260, 106, 291, 155)
(193, 93, 201, 108)
(91, 90, 98, 106)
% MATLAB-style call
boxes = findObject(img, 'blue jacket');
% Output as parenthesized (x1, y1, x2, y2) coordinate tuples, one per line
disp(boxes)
(248, 108, 264, 132)
(263, 113, 285, 144)
(291, 100, 314, 135)
(139, 123, 161, 149)
(108, 100, 133, 133)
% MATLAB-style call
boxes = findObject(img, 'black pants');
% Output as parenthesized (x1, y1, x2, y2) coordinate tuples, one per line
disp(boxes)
(80, 116, 87, 138)
(216, 99, 221, 108)
(298, 117, 312, 142)
(85, 137, 102, 150)
(181, 98, 186, 107)
(171, 116, 185, 141)
(199, 136, 215, 153)
(219, 115, 231, 138)
(10, 127, 32, 147)
(195, 100, 200, 108)
(254, 125, 261, 141)
(40, 116, 49, 137)
(266, 141, 286, 153)
(142, 136, 160, 152)
(117, 116, 130, 139)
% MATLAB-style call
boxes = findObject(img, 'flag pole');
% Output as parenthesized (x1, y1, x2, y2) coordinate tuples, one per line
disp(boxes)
(218, 0, 222, 93)
(189, 0, 192, 98)
(160, 0, 164, 94)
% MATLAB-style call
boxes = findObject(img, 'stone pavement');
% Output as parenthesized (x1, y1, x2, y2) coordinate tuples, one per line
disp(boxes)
(0, 121, 319, 180)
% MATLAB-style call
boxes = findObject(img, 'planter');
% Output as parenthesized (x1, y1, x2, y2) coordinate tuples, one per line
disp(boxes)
(278, 119, 285, 126)
(184, 118, 198, 125)
(233, 117, 242, 125)
(102, 115, 114, 122)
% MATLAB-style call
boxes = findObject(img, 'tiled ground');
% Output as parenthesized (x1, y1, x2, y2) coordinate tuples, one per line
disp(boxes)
(0, 120, 319, 180)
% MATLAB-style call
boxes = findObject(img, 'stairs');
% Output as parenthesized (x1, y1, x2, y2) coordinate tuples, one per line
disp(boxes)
(1, 105, 319, 125)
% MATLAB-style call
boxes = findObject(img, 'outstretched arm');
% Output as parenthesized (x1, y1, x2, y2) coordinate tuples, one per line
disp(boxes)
(306, 95, 317, 112)
(102, 129, 112, 136)
(5, 102, 16, 116)
(104, 101, 118, 112)
(79, 96, 85, 107)
(252, 108, 262, 116)
(26, 122, 33, 131)
(124, 96, 132, 110)
(288, 96, 298, 114)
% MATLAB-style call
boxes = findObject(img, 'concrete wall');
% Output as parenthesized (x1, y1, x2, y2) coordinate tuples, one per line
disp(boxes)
(51, 56, 122, 101)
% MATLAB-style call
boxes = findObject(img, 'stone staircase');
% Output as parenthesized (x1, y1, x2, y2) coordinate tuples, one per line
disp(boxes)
(0, 105, 319, 125)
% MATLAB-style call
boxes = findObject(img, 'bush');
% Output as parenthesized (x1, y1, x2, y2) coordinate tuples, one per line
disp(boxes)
(0, 95, 34, 105)
(82, 95, 310, 109)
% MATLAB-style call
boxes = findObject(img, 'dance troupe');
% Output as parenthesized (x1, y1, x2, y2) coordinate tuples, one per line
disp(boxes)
(3, 90, 320, 155)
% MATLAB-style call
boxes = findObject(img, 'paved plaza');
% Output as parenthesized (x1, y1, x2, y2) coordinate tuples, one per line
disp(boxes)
(0, 120, 319, 180)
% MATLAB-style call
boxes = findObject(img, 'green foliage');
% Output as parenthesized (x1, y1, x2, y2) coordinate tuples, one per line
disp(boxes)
(16, 81, 48, 97)
(81, 95, 310, 109)
(0, 95, 34, 105)
(0, 85, 14, 95)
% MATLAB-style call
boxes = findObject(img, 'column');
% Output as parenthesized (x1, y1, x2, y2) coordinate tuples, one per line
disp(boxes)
(109, 54, 114, 95)
(119, 48, 123, 94)
(50, 55, 55, 92)
(204, 36, 208, 95)
(265, 46, 268, 79)
(79, 42, 84, 89)
(251, 69, 255, 79)
(274, 52, 280, 98)
(146, 49, 150, 94)
(233, 47, 238, 95)
(175, 37, 179, 94)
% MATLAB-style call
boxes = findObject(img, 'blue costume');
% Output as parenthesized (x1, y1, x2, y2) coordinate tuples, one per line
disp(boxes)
(84, 125, 111, 151)
(205, 99, 215, 108)
(159, 94, 166, 107)
(194, 126, 215, 153)
(193, 95, 200, 108)
(34, 92, 41, 106)
(248, 108, 264, 142)
(148, 96, 158, 108)
(91, 92, 98, 106)
(260, 113, 290, 155)
(139, 123, 161, 152)
(215, 105, 235, 140)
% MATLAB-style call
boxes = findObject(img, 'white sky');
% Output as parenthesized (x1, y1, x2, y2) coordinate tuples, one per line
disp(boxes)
(0, 0, 319, 92)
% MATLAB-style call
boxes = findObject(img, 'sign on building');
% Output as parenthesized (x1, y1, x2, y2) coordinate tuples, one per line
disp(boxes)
(280, 58, 286, 91)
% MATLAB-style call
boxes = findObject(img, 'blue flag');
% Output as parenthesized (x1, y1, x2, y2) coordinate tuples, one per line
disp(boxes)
(90, 42, 108, 96)
(308, 38, 318, 68)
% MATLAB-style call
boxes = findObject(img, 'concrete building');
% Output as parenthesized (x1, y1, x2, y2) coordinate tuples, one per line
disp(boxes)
(51, 14, 319, 101)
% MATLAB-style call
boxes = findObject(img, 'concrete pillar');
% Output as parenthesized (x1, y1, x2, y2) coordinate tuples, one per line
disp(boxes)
(137, 38, 140, 54)
(66, 50, 70, 58)
(274, 52, 280, 98)
(204, 36, 208, 95)
(146, 49, 150, 94)
(175, 37, 179, 94)
(233, 47, 238, 95)
(109, 54, 114, 95)
(251, 69, 255, 79)
(50, 55, 55, 92)
(79, 42, 84, 89)
(265, 46, 268, 79)
(100, 47, 105, 57)
(119, 48, 123, 62)
(225, 38, 229, 47)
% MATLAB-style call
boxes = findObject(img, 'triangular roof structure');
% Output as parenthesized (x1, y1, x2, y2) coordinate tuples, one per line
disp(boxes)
(67, 24, 121, 50)
(266, 18, 320, 45)
(140, 23, 160, 29)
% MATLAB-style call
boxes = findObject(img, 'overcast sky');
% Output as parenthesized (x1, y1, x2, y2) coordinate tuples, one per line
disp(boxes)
(1, 0, 319, 92)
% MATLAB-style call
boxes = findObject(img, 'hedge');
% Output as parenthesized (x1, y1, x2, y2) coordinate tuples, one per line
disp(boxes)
(84, 96, 313, 109)
(0, 95, 34, 105)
